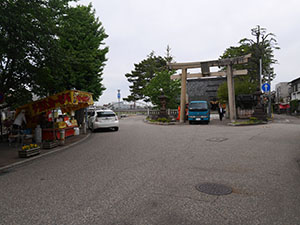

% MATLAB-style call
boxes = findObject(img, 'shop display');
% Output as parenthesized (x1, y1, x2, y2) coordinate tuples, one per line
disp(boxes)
(12, 90, 93, 149)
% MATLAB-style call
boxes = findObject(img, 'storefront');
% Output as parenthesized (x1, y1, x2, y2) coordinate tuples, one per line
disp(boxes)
(15, 90, 93, 142)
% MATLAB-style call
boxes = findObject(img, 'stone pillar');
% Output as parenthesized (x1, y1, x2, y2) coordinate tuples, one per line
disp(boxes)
(227, 65, 236, 122)
(180, 68, 187, 123)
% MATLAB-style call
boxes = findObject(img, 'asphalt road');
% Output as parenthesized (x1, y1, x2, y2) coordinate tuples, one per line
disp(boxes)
(1, 115, 300, 225)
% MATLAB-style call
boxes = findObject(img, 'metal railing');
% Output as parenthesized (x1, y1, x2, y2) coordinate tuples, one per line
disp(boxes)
(115, 109, 178, 117)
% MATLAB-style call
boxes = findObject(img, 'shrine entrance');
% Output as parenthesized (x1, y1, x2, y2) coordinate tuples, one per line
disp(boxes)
(168, 54, 251, 123)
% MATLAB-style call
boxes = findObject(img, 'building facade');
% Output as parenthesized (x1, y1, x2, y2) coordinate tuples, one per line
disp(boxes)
(289, 77, 300, 101)
(275, 82, 290, 103)
(187, 77, 226, 102)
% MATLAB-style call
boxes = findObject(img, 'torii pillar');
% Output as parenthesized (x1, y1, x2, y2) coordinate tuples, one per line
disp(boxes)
(226, 64, 236, 121)
(179, 68, 187, 123)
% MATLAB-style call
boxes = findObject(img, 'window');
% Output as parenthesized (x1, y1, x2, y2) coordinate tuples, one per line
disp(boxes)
(97, 111, 116, 117)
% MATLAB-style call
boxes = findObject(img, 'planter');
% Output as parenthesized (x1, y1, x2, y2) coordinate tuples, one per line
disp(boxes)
(19, 147, 40, 158)
(42, 141, 59, 149)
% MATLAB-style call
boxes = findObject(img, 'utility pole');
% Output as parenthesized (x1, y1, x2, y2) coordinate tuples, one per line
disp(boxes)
(117, 89, 121, 118)
(259, 58, 262, 90)
(268, 74, 272, 118)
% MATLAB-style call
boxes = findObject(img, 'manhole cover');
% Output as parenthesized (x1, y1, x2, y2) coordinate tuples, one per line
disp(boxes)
(206, 137, 228, 142)
(196, 183, 232, 196)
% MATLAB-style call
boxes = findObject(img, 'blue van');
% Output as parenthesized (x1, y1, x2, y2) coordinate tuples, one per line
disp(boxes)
(188, 100, 210, 124)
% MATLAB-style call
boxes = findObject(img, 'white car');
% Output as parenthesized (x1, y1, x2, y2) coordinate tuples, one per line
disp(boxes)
(88, 110, 119, 132)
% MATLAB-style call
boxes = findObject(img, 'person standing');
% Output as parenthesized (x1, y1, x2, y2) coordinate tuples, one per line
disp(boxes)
(218, 104, 224, 121)
(13, 109, 27, 134)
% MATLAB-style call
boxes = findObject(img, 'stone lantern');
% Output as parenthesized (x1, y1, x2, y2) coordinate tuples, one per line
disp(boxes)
(158, 90, 168, 118)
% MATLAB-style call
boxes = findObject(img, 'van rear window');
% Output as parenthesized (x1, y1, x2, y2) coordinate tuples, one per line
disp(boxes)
(97, 112, 116, 117)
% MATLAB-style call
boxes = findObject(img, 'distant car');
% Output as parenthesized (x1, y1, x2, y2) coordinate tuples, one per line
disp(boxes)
(88, 109, 119, 132)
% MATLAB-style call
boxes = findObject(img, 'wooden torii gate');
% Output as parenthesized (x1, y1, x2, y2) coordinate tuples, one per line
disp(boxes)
(168, 54, 251, 123)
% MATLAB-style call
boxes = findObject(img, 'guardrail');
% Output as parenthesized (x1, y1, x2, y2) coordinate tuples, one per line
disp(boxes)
(115, 109, 178, 117)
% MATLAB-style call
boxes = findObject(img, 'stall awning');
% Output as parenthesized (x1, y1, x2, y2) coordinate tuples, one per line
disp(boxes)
(279, 104, 290, 109)
(16, 90, 94, 117)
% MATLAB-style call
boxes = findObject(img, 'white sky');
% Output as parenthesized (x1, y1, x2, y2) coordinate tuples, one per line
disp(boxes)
(74, 0, 300, 105)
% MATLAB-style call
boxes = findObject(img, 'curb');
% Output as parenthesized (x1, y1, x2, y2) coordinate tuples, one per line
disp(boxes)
(0, 133, 91, 172)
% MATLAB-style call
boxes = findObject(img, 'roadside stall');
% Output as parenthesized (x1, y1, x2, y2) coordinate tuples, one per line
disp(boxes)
(15, 90, 93, 145)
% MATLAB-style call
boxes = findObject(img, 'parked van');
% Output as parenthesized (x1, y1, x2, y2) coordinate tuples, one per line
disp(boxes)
(188, 100, 210, 124)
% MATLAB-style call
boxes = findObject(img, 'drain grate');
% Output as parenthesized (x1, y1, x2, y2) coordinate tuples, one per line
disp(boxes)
(196, 183, 232, 196)
(206, 137, 228, 143)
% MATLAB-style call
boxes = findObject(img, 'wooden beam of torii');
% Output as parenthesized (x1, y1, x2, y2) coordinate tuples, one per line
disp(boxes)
(168, 54, 251, 123)
(170, 69, 248, 80)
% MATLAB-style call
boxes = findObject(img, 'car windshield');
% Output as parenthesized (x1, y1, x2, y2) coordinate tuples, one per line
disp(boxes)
(97, 112, 116, 117)
(189, 102, 208, 111)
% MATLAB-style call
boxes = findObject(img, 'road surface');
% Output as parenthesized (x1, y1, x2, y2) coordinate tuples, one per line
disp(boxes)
(0, 115, 300, 224)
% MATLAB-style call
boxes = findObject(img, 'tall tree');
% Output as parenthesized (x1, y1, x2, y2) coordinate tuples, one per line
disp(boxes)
(0, 0, 71, 108)
(124, 49, 173, 102)
(218, 26, 279, 103)
(35, 4, 109, 100)
(144, 70, 180, 109)
(220, 25, 279, 84)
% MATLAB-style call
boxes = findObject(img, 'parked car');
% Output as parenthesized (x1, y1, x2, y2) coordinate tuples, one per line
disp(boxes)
(88, 109, 119, 132)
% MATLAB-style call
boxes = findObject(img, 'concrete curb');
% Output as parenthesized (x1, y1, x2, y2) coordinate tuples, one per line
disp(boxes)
(0, 133, 91, 172)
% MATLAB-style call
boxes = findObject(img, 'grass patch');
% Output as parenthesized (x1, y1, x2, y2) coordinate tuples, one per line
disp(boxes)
(146, 116, 171, 123)
(232, 118, 264, 125)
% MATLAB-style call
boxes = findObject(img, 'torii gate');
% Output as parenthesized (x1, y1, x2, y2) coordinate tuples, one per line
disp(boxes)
(168, 54, 251, 123)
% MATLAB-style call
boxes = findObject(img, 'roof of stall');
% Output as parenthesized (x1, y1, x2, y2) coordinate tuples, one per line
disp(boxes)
(16, 90, 94, 117)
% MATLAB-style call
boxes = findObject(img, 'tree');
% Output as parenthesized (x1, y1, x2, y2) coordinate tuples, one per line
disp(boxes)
(124, 49, 173, 102)
(143, 70, 180, 109)
(218, 26, 279, 103)
(217, 77, 257, 104)
(220, 25, 279, 84)
(34, 4, 108, 100)
(0, 0, 71, 108)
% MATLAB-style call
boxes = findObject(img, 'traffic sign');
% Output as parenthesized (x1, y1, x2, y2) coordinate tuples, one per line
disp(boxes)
(262, 83, 270, 92)
(117, 92, 121, 99)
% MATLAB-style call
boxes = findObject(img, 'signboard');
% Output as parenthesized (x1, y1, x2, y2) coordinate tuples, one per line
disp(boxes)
(262, 83, 270, 92)
(16, 90, 94, 117)
(117, 91, 121, 99)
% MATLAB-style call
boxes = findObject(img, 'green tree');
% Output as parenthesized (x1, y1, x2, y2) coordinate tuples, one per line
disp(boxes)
(0, 0, 72, 108)
(218, 26, 279, 103)
(220, 25, 279, 84)
(35, 4, 108, 100)
(217, 77, 257, 103)
(144, 70, 180, 109)
(124, 49, 173, 102)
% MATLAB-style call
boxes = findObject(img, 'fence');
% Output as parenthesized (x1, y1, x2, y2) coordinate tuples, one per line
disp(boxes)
(237, 108, 254, 119)
(116, 109, 178, 117)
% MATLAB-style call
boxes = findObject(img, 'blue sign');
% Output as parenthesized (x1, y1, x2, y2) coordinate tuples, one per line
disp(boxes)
(117, 93, 121, 99)
(262, 83, 270, 92)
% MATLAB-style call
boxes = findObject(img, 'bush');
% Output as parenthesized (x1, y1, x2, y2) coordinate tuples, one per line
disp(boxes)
(290, 100, 299, 113)
(156, 117, 171, 123)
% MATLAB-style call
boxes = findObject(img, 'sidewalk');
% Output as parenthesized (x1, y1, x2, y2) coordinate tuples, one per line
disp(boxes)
(0, 132, 90, 171)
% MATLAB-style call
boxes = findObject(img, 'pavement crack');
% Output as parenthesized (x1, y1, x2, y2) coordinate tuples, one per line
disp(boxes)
(248, 131, 264, 141)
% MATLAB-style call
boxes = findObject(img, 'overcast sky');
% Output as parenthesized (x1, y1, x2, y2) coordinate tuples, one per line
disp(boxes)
(74, 0, 300, 105)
